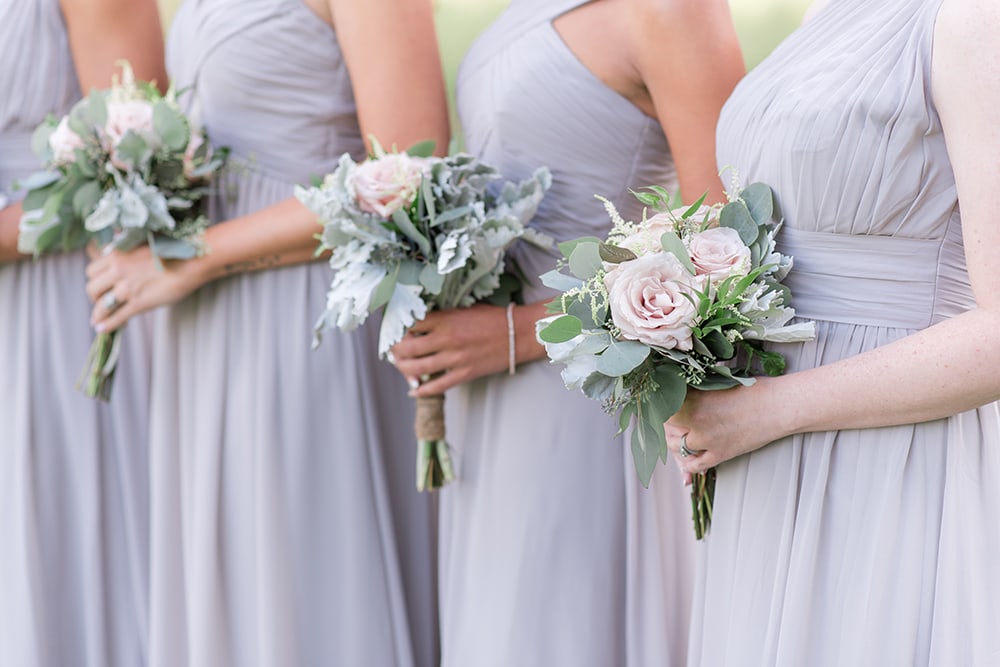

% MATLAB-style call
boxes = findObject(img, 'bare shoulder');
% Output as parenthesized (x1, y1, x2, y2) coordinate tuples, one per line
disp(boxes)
(628, 0, 732, 24)
(935, 0, 1000, 52)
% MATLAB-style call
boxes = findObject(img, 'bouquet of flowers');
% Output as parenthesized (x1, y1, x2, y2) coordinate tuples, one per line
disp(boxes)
(537, 183, 815, 538)
(17, 62, 226, 401)
(295, 140, 551, 491)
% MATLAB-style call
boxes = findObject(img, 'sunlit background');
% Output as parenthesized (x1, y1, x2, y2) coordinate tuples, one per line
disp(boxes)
(156, 0, 811, 134)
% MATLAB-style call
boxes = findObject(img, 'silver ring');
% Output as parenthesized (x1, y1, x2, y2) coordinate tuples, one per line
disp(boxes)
(679, 435, 702, 458)
(101, 291, 120, 311)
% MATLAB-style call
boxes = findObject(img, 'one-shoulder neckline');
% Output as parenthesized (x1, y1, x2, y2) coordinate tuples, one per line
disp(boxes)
(539, 20, 651, 125)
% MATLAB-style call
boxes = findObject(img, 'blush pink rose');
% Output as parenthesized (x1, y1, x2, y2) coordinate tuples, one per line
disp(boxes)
(104, 99, 156, 147)
(604, 252, 698, 350)
(687, 227, 751, 280)
(351, 153, 428, 217)
(48, 116, 85, 166)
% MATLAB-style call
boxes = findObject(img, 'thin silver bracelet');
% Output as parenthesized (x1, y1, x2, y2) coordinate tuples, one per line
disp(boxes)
(506, 302, 516, 376)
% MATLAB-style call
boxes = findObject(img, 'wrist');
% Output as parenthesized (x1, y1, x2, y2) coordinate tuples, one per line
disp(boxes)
(512, 301, 548, 364)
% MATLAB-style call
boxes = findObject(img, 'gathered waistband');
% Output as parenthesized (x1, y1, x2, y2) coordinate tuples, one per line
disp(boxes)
(778, 226, 948, 330)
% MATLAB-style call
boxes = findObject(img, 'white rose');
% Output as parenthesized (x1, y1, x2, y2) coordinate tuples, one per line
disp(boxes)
(604, 252, 698, 350)
(687, 227, 751, 281)
(48, 116, 85, 166)
(104, 99, 156, 147)
(350, 153, 428, 217)
(618, 212, 678, 257)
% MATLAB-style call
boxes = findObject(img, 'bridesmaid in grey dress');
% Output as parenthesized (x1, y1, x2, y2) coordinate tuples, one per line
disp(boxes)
(665, 0, 1000, 663)
(85, 0, 449, 664)
(0, 1, 165, 665)
(391, 1, 744, 664)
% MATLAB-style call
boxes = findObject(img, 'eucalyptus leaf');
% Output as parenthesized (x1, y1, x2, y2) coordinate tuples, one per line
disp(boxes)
(406, 140, 436, 158)
(595, 338, 649, 377)
(567, 241, 603, 281)
(659, 231, 697, 273)
(153, 101, 190, 151)
(645, 363, 687, 424)
(557, 235, 602, 259)
(719, 202, 759, 246)
(740, 182, 774, 224)
(617, 401, 636, 435)
(538, 315, 582, 344)
(432, 205, 472, 225)
(115, 131, 152, 170)
(566, 298, 606, 330)
(72, 180, 103, 218)
(149, 235, 198, 260)
(539, 268, 583, 292)
(631, 415, 664, 488)
(419, 262, 446, 295)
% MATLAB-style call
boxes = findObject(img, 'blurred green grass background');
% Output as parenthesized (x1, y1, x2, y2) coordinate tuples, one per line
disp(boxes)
(157, 0, 811, 135)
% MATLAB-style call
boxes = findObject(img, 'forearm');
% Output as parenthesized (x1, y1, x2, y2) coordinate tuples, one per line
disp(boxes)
(186, 197, 325, 287)
(0, 203, 26, 263)
(513, 300, 552, 365)
(772, 308, 1000, 438)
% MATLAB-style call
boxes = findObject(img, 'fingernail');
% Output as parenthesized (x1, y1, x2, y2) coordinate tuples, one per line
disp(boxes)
(94, 323, 105, 333)
(407, 377, 419, 390)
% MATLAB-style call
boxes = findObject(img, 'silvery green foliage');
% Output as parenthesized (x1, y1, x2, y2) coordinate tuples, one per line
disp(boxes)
(17, 62, 226, 262)
(296, 149, 552, 356)
(537, 183, 816, 495)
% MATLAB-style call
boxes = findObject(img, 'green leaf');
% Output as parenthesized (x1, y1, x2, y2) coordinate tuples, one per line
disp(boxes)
(681, 191, 709, 218)
(432, 205, 472, 225)
(149, 235, 198, 260)
(630, 415, 664, 488)
(598, 242, 637, 264)
(153, 101, 190, 151)
(567, 241, 603, 281)
(699, 329, 735, 360)
(659, 231, 697, 273)
(740, 182, 774, 225)
(645, 363, 687, 424)
(418, 262, 445, 295)
(719, 201, 760, 246)
(557, 235, 602, 259)
(406, 140, 436, 158)
(538, 315, 582, 343)
(617, 402, 636, 435)
(72, 180, 103, 218)
(759, 348, 787, 376)
(566, 298, 605, 329)
(595, 338, 650, 377)
(539, 268, 583, 292)
(115, 131, 151, 169)
(631, 190, 661, 208)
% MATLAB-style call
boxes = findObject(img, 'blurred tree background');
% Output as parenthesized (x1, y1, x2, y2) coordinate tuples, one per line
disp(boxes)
(157, 0, 811, 135)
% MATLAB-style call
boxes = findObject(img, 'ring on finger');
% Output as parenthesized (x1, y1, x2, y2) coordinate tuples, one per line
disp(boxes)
(101, 291, 120, 312)
(679, 434, 705, 459)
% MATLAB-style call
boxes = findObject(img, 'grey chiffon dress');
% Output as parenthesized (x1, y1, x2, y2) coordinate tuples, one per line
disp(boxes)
(440, 1, 696, 665)
(151, 2, 437, 665)
(695, 0, 1000, 663)
(0, 1, 151, 665)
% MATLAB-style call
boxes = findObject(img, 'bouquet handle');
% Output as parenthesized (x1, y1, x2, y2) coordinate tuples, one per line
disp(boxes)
(415, 394, 455, 491)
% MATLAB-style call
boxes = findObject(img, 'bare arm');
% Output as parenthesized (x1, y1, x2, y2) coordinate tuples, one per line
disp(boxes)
(666, 0, 1000, 473)
(628, 0, 745, 203)
(0, 203, 23, 263)
(61, 0, 167, 93)
(87, 0, 451, 331)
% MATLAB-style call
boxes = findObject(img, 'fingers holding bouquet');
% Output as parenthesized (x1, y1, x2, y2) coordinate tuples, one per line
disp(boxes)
(391, 304, 514, 396)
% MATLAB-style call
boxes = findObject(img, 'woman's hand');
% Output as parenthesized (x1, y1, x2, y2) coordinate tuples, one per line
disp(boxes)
(391, 304, 510, 395)
(391, 301, 550, 395)
(0, 201, 27, 264)
(663, 378, 787, 476)
(85, 244, 205, 332)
